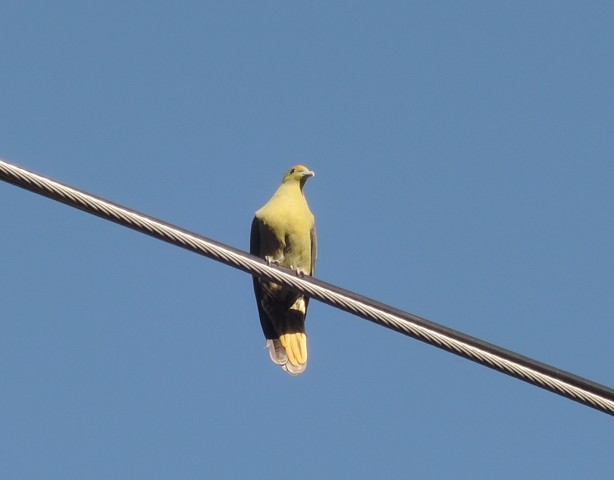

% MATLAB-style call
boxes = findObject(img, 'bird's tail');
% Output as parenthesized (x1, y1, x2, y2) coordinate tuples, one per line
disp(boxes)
(267, 334, 307, 375)
(259, 284, 309, 375)
(267, 295, 308, 375)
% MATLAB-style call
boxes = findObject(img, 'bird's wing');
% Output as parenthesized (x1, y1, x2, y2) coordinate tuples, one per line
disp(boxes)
(250, 216, 277, 341)
(249, 215, 260, 257)
(310, 223, 317, 276)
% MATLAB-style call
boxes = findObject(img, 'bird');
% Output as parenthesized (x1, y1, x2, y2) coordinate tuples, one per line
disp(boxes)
(250, 165, 317, 375)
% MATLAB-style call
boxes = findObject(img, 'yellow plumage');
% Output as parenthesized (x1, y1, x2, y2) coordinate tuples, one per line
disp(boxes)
(250, 165, 317, 375)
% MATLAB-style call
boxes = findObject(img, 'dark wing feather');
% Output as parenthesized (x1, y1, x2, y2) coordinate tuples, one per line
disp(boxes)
(250, 216, 278, 340)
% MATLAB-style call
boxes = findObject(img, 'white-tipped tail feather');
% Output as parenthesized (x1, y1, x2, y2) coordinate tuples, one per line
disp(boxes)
(266, 337, 307, 376)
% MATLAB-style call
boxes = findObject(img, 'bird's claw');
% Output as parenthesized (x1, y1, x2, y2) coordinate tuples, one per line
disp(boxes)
(290, 265, 307, 278)
(264, 256, 281, 266)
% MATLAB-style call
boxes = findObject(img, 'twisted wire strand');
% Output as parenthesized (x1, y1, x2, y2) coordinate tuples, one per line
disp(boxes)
(1, 159, 613, 416)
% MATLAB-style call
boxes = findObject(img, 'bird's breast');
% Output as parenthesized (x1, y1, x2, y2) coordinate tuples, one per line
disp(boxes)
(256, 197, 314, 270)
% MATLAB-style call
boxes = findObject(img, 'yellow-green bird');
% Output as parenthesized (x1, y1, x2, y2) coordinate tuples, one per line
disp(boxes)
(250, 165, 317, 375)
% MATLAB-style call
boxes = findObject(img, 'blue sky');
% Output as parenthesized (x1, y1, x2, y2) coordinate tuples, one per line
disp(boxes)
(1, 1, 613, 478)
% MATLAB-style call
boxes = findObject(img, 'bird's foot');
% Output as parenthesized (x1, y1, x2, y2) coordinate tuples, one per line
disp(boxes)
(291, 265, 308, 278)
(264, 256, 281, 266)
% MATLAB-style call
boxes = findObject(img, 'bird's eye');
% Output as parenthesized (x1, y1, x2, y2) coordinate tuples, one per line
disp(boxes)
(290, 168, 296, 174)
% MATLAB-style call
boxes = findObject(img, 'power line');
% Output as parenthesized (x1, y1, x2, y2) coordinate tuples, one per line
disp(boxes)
(1, 158, 613, 416)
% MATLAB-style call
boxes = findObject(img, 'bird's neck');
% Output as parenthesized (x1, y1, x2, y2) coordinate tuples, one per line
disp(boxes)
(275, 182, 304, 198)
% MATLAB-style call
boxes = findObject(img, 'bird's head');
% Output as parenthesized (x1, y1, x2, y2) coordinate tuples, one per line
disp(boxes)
(282, 165, 315, 189)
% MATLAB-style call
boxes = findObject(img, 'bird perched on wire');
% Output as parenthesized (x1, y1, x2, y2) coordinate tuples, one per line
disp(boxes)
(250, 165, 317, 375)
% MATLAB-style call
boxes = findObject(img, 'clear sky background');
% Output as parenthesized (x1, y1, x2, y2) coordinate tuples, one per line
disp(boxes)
(1, 2, 613, 478)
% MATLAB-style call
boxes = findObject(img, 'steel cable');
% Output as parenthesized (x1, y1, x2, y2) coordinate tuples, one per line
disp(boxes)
(1, 159, 613, 416)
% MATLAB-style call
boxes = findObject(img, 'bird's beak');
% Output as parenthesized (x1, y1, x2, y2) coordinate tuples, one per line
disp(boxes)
(303, 170, 315, 178)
